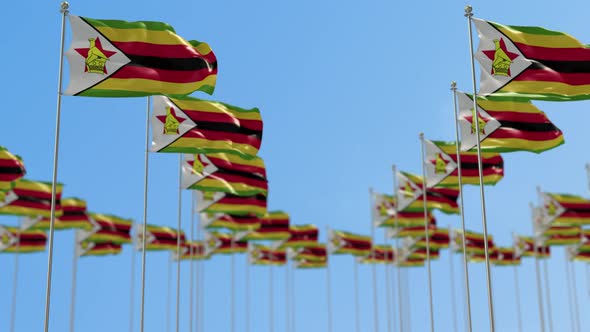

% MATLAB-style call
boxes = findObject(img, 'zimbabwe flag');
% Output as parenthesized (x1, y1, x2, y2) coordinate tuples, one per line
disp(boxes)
(197, 191, 267, 217)
(473, 18, 590, 101)
(396, 171, 460, 215)
(452, 229, 494, 255)
(138, 224, 185, 251)
(0, 179, 63, 218)
(84, 213, 133, 244)
(0, 147, 26, 191)
(328, 230, 372, 256)
(406, 248, 440, 260)
(398, 256, 426, 267)
(182, 153, 267, 196)
(205, 232, 247, 255)
(457, 92, 564, 154)
(540, 192, 590, 226)
(239, 211, 290, 241)
(372, 192, 436, 228)
(278, 224, 318, 249)
(152, 96, 262, 159)
(201, 212, 261, 232)
(295, 258, 327, 269)
(77, 240, 122, 257)
(541, 225, 581, 246)
(0, 226, 46, 253)
(491, 247, 521, 266)
(28, 198, 92, 230)
(389, 225, 435, 239)
(514, 235, 550, 258)
(572, 251, 590, 262)
(291, 243, 327, 262)
(424, 140, 504, 188)
(248, 244, 287, 266)
(579, 229, 590, 252)
(176, 241, 208, 260)
(413, 227, 450, 250)
(360, 245, 395, 264)
(65, 16, 216, 97)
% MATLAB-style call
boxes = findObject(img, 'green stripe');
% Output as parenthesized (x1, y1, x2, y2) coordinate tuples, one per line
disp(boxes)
(171, 95, 261, 115)
(78, 85, 216, 98)
(83, 17, 177, 33)
(493, 90, 590, 102)
(189, 185, 267, 197)
(471, 139, 564, 154)
(160, 147, 258, 159)
(489, 21, 566, 36)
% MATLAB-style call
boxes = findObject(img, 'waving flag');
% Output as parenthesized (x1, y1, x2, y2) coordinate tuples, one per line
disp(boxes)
(371, 192, 435, 228)
(0, 147, 26, 191)
(0, 179, 63, 218)
(451, 229, 494, 255)
(539, 191, 590, 226)
(424, 139, 504, 187)
(457, 92, 564, 154)
(0, 226, 46, 253)
(80, 213, 133, 244)
(181, 153, 267, 196)
(239, 211, 290, 241)
(473, 18, 590, 101)
(136, 224, 185, 251)
(77, 238, 122, 257)
(278, 224, 318, 249)
(396, 171, 459, 214)
(328, 230, 372, 256)
(540, 225, 582, 246)
(513, 235, 550, 258)
(491, 247, 521, 266)
(152, 96, 262, 158)
(205, 232, 247, 255)
(248, 244, 287, 266)
(25, 197, 92, 230)
(291, 243, 327, 262)
(412, 227, 450, 250)
(360, 245, 395, 264)
(200, 212, 261, 231)
(196, 191, 267, 217)
(65, 16, 216, 97)
(176, 241, 208, 260)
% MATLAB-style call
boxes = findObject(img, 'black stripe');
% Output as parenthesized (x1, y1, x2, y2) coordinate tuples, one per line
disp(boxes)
(127, 55, 216, 71)
(529, 59, 590, 74)
(499, 120, 561, 132)
(225, 193, 267, 201)
(260, 224, 289, 231)
(0, 167, 25, 175)
(459, 162, 504, 170)
(17, 196, 56, 206)
(214, 168, 267, 182)
(194, 121, 262, 138)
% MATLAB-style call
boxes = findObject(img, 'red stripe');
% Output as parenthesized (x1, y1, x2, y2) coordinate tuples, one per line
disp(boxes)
(184, 110, 262, 131)
(452, 168, 504, 177)
(0, 159, 23, 167)
(113, 41, 204, 59)
(219, 196, 267, 207)
(112, 66, 216, 84)
(182, 129, 262, 147)
(489, 127, 563, 141)
(208, 173, 267, 190)
(559, 202, 590, 210)
(515, 42, 590, 62)
(0, 174, 22, 182)
(515, 69, 590, 86)
(487, 110, 554, 124)
(8, 200, 57, 211)
(451, 154, 503, 164)
(207, 156, 266, 177)
(13, 189, 57, 201)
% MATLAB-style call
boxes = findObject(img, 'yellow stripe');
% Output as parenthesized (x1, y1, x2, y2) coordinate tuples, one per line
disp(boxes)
(495, 25, 583, 49)
(93, 75, 217, 95)
(477, 98, 541, 114)
(172, 99, 262, 121)
(196, 178, 266, 194)
(440, 174, 503, 186)
(482, 136, 564, 152)
(501, 81, 590, 97)
(62, 198, 86, 208)
(168, 137, 259, 155)
(549, 193, 590, 204)
(437, 144, 499, 157)
(14, 179, 63, 193)
(0, 206, 61, 218)
(95, 26, 193, 45)
(207, 203, 266, 216)
(206, 152, 265, 168)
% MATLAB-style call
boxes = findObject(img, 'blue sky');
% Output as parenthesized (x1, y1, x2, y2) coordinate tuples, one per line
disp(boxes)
(1, 0, 590, 331)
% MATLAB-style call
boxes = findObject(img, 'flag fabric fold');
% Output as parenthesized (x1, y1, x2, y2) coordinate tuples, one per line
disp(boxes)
(0, 226, 46, 253)
(196, 191, 267, 217)
(0, 179, 64, 218)
(328, 230, 372, 256)
(0, 147, 26, 191)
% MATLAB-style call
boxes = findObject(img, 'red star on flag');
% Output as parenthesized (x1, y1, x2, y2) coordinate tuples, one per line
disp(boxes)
(74, 37, 117, 74)
(482, 38, 519, 76)
(463, 110, 491, 135)
(156, 107, 187, 134)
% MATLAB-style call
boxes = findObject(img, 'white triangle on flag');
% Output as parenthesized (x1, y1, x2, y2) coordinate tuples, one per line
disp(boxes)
(204, 232, 221, 256)
(539, 192, 566, 225)
(151, 96, 198, 152)
(181, 154, 219, 189)
(64, 16, 132, 96)
(472, 18, 533, 95)
(424, 139, 458, 188)
(134, 224, 157, 250)
(0, 190, 18, 208)
(396, 172, 423, 212)
(195, 191, 225, 213)
(457, 92, 502, 152)
(0, 226, 17, 252)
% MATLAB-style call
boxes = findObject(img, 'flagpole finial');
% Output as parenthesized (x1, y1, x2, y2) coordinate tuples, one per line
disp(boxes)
(464, 5, 473, 17)
(419, 132, 424, 140)
(60, 1, 69, 14)
(450, 81, 457, 90)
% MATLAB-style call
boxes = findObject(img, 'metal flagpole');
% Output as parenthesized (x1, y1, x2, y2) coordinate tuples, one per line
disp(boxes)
(392, 165, 404, 332)
(513, 265, 523, 332)
(369, 188, 380, 332)
(530, 203, 546, 332)
(245, 255, 250, 332)
(291, 260, 296, 332)
(448, 225, 458, 332)
(326, 226, 334, 332)
(565, 251, 576, 332)
(270, 265, 274, 332)
(354, 258, 361, 332)
(404, 269, 412, 332)
(567, 252, 581, 332)
(419, 133, 435, 332)
(587, 264, 590, 299)
(451, 81, 473, 332)
(10, 227, 21, 332)
(199, 251, 205, 332)
(285, 260, 290, 332)
(231, 239, 236, 332)
(189, 197, 195, 332)
(464, 6, 495, 330)
(542, 248, 553, 332)
(175, 156, 183, 332)
(44, 4, 69, 331)
(384, 234, 393, 332)
(139, 95, 152, 332)
(129, 225, 136, 332)
(167, 256, 172, 332)
(69, 234, 78, 332)
(194, 199, 200, 332)
(389, 264, 397, 332)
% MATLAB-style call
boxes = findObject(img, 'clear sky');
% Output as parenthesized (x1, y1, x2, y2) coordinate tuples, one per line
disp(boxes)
(1, 0, 590, 331)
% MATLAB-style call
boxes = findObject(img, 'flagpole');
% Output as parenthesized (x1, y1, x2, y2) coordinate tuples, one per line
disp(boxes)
(384, 234, 393, 332)
(285, 259, 290, 332)
(354, 258, 361, 332)
(464, 6, 495, 331)
(10, 227, 21, 332)
(167, 255, 172, 332)
(451, 81, 473, 332)
(270, 265, 274, 332)
(174, 158, 183, 332)
(565, 251, 576, 332)
(68, 234, 78, 332)
(369, 188, 380, 332)
(44, 4, 69, 331)
(326, 226, 334, 332)
(513, 265, 523, 332)
(199, 252, 205, 332)
(448, 225, 458, 332)
(139, 95, 152, 332)
(129, 225, 136, 332)
(404, 269, 412, 332)
(291, 259, 296, 332)
(392, 164, 404, 332)
(542, 248, 553, 332)
(530, 203, 546, 332)
(419, 133, 435, 332)
(567, 252, 581, 332)
(245, 254, 250, 332)
(189, 197, 195, 332)
(231, 239, 236, 332)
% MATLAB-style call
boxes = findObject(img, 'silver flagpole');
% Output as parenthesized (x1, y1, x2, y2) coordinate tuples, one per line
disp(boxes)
(199, 251, 205, 332)
(404, 269, 412, 332)
(530, 203, 545, 332)
(451, 81, 473, 332)
(464, 6, 495, 330)
(189, 197, 195, 332)
(245, 255, 250, 332)
(392, 165, 404, 332)
(513, 265, 523, 332)
(384, 233, 393, 332)
(44, 4, 69, 331)
(448, 225, 458, 332)
(139, 96, 151, 332)
(568, 252, 581, 332)
(419, 133, 435, 332)
(167, 256, 172, 332)
(175, 156, 183, 332)
(69, 234, 78, 332)
(129, 225, 136, 332)
(326, 226, 333, 332)
(231, 239, 236, 332)
(270, 265, 274, 332)
(291, 260, 296, 332)
(542, 248, 553, 332)
(369, 188, 379, 332)
(354, 258, 361, 332)
(586, 264, 590, 299)
(390, 264, 397, 332)
(10, 227, 21, 332)
(286, 260, 290, 332)
(565, 251, 576, 332)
